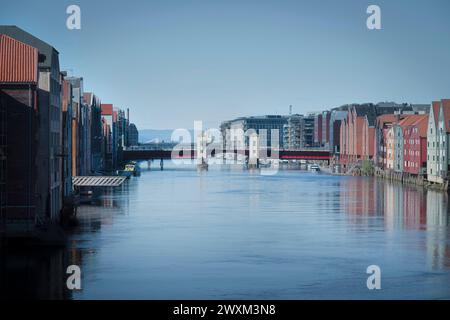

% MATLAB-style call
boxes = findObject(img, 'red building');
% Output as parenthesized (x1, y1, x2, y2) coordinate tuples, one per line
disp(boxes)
(0, 34, 39, 227)
(339, 104, 373, 165)
(401, 115, 428, 175)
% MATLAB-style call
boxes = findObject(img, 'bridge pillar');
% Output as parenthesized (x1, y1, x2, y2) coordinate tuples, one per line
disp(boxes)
(160, 158, 164, 171)
(148, 160, 152, 170)
(248, 133, 259, 169)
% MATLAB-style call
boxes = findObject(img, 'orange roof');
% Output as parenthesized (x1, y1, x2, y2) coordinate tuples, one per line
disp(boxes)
(401, 115, 428, 138)
(0, 34, 38, 84)
(376, 114, 400, 127)
(101, 104, 113, 116)
(398, 114, 428, 127)
(413, 116, 429, 138)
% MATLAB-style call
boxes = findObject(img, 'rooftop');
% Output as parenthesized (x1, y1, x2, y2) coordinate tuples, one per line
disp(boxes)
(0, 34, 38, 84)
(0, 25, 58, 69)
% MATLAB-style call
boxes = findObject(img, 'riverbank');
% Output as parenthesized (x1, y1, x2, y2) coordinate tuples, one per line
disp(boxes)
(335, 162, 450, 192)
(374, 168, 449, 191)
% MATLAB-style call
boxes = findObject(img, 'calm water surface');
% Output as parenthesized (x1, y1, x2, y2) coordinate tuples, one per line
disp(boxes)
(2, 164, 450, 299)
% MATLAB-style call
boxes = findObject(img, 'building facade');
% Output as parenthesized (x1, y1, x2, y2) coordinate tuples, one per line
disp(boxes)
(314, 113, 322, 146)
(427, 99, 450, 183)
(283, 114, 303, 150)
(0, 26, 63, 221)
(329, 110, 347, 153)
(0, 33, 39, 231)
(127, 123, 139, 147)
(224, 115, 288, 149)
(402, 116, 428, 175)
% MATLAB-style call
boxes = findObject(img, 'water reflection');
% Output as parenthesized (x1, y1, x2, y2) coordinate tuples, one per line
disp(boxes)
(1, 171, 450, 299)
(340, 178, 448, 229)
(0, 247, 71, 300)
(341, 177, 449, 270)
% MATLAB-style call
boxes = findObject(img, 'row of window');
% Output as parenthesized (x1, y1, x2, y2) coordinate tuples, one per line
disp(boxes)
(404, 139, 420, 145)
(428, 154, 446, 162)
(404, 161, 420, 168)
(428, 141, 446, 148)
(404, 150, 420, 156)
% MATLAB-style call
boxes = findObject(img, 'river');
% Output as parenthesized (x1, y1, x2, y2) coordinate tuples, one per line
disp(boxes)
(1, 163, 450, 299)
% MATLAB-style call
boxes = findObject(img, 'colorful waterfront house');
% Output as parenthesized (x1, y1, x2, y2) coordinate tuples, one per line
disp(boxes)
(382, 127, 390, 168)
(374, 114, 399, 169)
(329, 109, 347, 153)
(66, 76, 84, 176)
(385, 126, 395, 170)
(1, 26, 63, 222)
(393, 123, 405, 172)
(0, 33, 39, 233)
(395, 115, 428, 174)
(362, 112, 377, 161)
(402, 115, 428, 176)
(347, 104, 368, 162)
(61, 74, 73, 198)
(339, 104, 364, 166)
(427, 99, 450, 183)
(339, 103, 417, 169)
(101, 104, 114, 171)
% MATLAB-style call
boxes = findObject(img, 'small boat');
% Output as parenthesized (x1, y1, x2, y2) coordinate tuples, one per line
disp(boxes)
(309, 164, 320, 172)
(120, 162, 140, 178)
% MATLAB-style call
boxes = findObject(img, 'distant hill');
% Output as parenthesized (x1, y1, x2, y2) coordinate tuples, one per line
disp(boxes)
(139, 129, 194, 143)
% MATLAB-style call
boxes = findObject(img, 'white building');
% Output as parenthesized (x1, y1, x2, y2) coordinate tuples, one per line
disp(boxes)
(427, 99, 450, 183)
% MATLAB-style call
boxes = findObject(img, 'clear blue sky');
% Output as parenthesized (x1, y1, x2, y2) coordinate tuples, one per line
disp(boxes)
(2, 0, 450, 129)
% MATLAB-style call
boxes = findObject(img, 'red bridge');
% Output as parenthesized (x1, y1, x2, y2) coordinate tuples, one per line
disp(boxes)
(122, 149, 331, 161)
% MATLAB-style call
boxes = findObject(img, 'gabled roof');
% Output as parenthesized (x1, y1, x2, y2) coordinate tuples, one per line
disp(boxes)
(440, 99, 450, 132)
(412, 116, 429, 138)
(398, 114, 428, 128)
(0, 34, 38, 84)
(431, 101, 440, 129)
